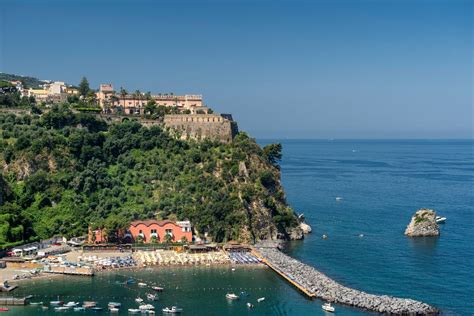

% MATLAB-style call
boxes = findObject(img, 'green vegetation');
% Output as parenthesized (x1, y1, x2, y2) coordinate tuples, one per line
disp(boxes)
(0, 73, 44, 89)
(0, 105, 299, 248)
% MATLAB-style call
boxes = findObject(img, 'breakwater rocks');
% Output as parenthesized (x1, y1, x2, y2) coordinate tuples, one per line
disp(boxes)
(255, 246, 438, 315)
(405, 209, 440, 237)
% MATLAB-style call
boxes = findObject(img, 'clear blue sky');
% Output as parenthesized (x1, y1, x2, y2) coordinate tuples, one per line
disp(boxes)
(1, 0, 472, 138)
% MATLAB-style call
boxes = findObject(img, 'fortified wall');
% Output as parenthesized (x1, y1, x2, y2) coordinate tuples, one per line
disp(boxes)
(163, 114, 238, 143)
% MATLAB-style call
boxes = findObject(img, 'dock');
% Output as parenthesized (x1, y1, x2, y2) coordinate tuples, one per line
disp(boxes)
(44, 265, 94, 276)
(0, 297, 27, 305)
(253, 243, 438, 315)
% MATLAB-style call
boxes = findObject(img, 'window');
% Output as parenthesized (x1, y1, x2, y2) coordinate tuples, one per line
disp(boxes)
(151, 229, 157, 234)
(165, 229, 172, 234)
(139, 230, 143, 234)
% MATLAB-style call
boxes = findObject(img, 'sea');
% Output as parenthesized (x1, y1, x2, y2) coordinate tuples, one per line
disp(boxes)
(4, 140, 473, 315)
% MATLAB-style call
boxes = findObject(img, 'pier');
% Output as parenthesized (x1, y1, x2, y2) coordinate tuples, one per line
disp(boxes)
(44, 265, 94, 276)
(253, 244, 438, 315)
(0, 297, 27, 305)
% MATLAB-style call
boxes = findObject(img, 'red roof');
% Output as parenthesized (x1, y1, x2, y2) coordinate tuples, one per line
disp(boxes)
(130, 220, 177, 227)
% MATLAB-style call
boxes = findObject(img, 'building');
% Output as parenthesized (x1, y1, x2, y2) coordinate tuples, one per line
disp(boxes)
(96, 83, 205, 114)
(88, 220, 193, 244)
(23, 81, 68, 104)
(127, 220, 192, 243)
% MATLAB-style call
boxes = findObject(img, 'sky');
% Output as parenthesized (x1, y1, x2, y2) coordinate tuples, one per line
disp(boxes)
(0, 0, 472, 139)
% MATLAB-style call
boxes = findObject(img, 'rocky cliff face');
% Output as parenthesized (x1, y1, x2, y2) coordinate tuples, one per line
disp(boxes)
(404, 209, 440, 237)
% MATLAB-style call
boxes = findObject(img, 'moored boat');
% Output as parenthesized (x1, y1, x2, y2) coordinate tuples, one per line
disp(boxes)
(151, 286, 163, 292)
(135, 297, 144, 303)
(50, 300, 64, 306)
(257, 297, 265, 302)
(436, 216, 446, 223)
(138, 282, 147, 287)
(83, 301, 97, 308)
(147, 293, 158, 301)
(322, 302, 335, 312)
(54, 306, 70, 311)
(73, 307, 85, 311)
(109, 307, 119, 313)
(64, 302, 79, 307)
(162, 306, 182, 314)
(225, 293, 239, 300)
(30, 301, 43, 305)
(0, 308, 9, 312)
(247, 302, 254, 308)
(108, 302, 121, 308)
(128, 308, 140, 313)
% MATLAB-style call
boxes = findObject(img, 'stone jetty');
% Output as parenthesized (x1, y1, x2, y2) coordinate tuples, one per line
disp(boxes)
(254, 244, 438, 315)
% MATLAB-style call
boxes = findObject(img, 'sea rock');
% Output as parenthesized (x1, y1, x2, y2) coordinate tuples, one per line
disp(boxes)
(404, 209, 440, 237)
(288, 226, 304, 240)
(299, 222, 312, 234)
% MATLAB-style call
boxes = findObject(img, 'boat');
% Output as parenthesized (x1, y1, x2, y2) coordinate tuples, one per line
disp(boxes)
(147, 293, 158, 301)
(257, 297, 265, 302)
(135, 297, 144, 303)
(138, 282, 147, 287)
(436, 216, 446, 223)
(162, 306, 183, 313)
(225, 293, 239, 300)
(246, 303, 254, 308)
(139, 304, 155, 310)
(54, 306, 71, 311)
(30, 301, 43, 305)
(128, 308, 140, 313)
(335, 197, 343, 201)
(73, 307, 86, 311)
(151, 286, 163, 292)
(83, 301, 97, 308)
(322, 302, 335, 312)
(0, 308, 9, 312)
(108, 302, 121, 308)
(147, 311, 155, 315)
(50, 300, 64, 306)
(109, 307, 119, 313)
(91, 307, 103, 311)
(64, 302, 79, 307)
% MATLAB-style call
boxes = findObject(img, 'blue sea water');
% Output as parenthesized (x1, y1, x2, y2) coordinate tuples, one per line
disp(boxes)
(266, 139, 474, 315)
(4, 139, 473, 315)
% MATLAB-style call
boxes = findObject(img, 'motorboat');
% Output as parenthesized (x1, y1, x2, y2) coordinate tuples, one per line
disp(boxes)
(257, 297, 265, 303)
(109, 307, 119, 313)
(0, 308, 9, 312)
(147, 293, 158, 301)
(335, 197, 343, 201)
(135, 297, 144, 303)
(147, 311, 155, 315)
(138, 282, 147, 287)
(128, 308, 141, 314)
(91, 307, 103, 311)
(30, 301, 43, 305)
(436, 216, 446, 224)
(151, 286, 163, 292)
(246, 302, 254, 308)
(322, 302, 335, 312)
(226, 293, 239, 300)
(64, 302, 79, 307)
(162, 306, 183, 313)
(139, 304, 155, 311)
(50, 300, 64, 306)
(83, 301, 97, 308)
(108, 302, 121, 308)
(73, 307, 86, 312)
(54, 306, 71, 311)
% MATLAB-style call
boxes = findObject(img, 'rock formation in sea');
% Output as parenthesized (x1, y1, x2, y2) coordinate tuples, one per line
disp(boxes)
(404, 209, 440, 237)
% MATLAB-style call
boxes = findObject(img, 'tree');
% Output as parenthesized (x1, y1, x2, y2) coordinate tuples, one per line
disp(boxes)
(263, 143, 282, 167)
(120, 87, 128, 111)
(133, 90, 141, 114)
(78, 77, 90, 97)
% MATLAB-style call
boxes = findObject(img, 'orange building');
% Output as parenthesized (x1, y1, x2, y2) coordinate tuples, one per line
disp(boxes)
(127, 220, 192, 243)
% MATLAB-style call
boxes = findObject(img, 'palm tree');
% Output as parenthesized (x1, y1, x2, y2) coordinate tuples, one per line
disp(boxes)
(110, 95, 119, 113)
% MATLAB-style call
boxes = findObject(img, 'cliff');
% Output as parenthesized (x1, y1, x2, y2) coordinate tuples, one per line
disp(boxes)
(0, 106, 301, 247)
(404, 209, 440, 237)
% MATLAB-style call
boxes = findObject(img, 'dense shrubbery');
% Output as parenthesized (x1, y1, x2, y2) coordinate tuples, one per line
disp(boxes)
(0, 105, 296, 247)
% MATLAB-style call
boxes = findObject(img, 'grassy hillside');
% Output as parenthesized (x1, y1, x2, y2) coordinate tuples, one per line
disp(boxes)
(0, 105, 301, 247)
(0, 72, 45, 89)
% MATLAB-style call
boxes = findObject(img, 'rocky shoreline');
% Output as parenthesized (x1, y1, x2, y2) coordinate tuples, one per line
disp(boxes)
(255, 245, 438, 315)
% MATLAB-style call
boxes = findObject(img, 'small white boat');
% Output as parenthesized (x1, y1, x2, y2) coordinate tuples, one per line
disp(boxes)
(246, 302, 254, 308)
(226, 293, 239, 300)
(147, 311, 155, 315)
(109, 307, 119, 313)
(73, 307, 85, 312)
(139, 304, 155, 310)
(151, 286, 163, 292)
(436, 216, 446, 223)
(64, 302, 79, 307)
(50, 300, 64, 306)
(335, 197, 343, 201)
(54, 306, 70, 311)
(30, 301, 43, 305)
(138, 282, 147, 287)
(257, 297, 265, 303)
(162, 306, 183, 313)
(147, 293, 158, 301)
(322, 302, 335, 312)
(83, 301, 97, 308)
(135, 297, 144, 303)
(128, 308, 140, 314)
(108, 302, 121, 308)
